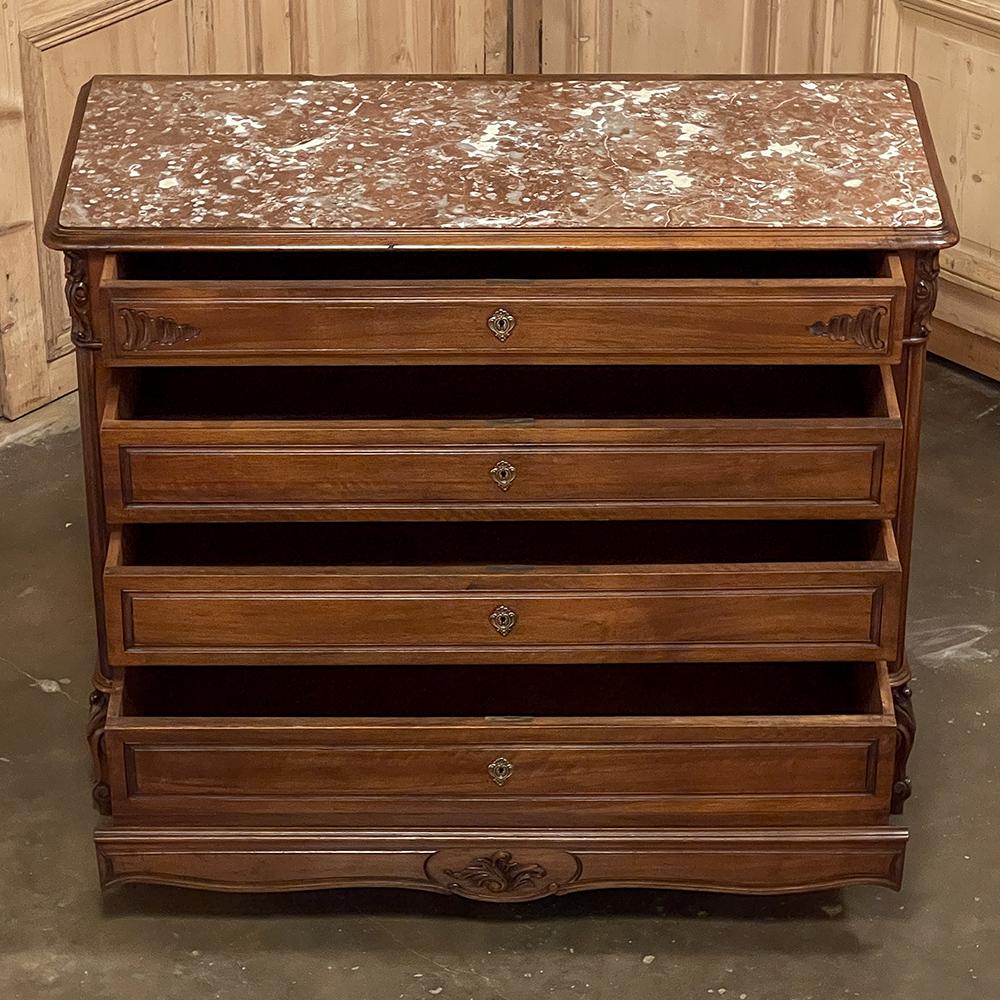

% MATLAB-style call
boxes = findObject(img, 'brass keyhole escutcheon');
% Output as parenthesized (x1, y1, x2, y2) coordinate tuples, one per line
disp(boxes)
(490, 459, 517, 491)
(488, 757, 514, 786)
(489, 605, 518, 637)
(487, 307, 516, 342)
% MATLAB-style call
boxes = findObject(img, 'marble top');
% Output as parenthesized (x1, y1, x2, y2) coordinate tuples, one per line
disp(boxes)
(53, 75, 948, 241)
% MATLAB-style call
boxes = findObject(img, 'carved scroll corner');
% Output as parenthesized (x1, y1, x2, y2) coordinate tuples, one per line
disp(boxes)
(64, 251, 101, 350)
(809, 304, 889, 350)
(117, 307, 201, 352)
(905, 251, 941, 346)
(87, 688, 111, 815)
(891, 683, 916, 814)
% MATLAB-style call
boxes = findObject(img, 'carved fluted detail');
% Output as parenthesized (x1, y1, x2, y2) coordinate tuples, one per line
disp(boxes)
(809, 304, 888, 350)
(118, 307, 201, 351)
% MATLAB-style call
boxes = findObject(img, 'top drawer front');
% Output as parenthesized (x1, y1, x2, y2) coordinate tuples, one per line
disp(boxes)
(98, 260, 907, 365)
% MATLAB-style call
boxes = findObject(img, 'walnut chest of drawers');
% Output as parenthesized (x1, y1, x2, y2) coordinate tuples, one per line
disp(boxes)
(45, 74, 957, 899)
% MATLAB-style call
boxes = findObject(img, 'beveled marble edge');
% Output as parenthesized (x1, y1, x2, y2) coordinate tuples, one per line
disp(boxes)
(43, 222, 959, 252)
(44, 73, 959, 253)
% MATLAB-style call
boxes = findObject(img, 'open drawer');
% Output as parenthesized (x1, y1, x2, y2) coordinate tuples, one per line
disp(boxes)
(103, 520, 902, 666)
(101, 365, 902, 521)
(96, 249, 908, 365)
(103, 660, 897, 828)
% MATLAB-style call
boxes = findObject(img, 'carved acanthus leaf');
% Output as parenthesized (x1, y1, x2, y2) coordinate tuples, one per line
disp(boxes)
(444, 851, 547, 895)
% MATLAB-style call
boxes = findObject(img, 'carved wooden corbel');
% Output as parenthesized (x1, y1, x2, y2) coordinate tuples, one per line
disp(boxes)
(65, 251, 101, 349)
(87, 688, 111, 815)
(904, 251, 940, 345)
(891, 684, 916, 814)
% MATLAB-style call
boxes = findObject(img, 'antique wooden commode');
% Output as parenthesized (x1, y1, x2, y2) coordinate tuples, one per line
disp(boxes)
(46, 75, 956, 897)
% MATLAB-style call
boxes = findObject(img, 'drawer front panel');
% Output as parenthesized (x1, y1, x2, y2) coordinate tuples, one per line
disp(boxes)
(104, 658, 896, 825)
(123, 743, 877, 799)
(105, 574, 899, 666)
(103, 440, 898, 520)
(125, 590, 878, 646)
(103, 657, 896, 826)
(99, 276, 907, 364)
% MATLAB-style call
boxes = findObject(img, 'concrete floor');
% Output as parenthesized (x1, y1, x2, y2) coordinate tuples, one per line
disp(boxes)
(1, 358, 997, 1000)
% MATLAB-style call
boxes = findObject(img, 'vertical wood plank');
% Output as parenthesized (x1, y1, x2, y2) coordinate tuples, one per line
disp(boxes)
(538, 0, 773, 74)
(538, 0, 582, 72)
(186, 0, 252, 73)
(432, 0, 509, 74)
(291, 0, 360, 74)
(245, 0, 292, 73)
(876, 0, 902, 72)
(771, 0, 881, 74)
(513, 0, 543, 72)
(770, 0, 823, 72)
(365, 0, 432, 74)
(483, 0, 510, 73)
(295, 0, 497, 75)
(828, 0, 881, 71)
(433, 0, 478, 72)
(740, 0, 772, 72)
(0, 0, 52, 418)
(18, 30, 63, 361)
